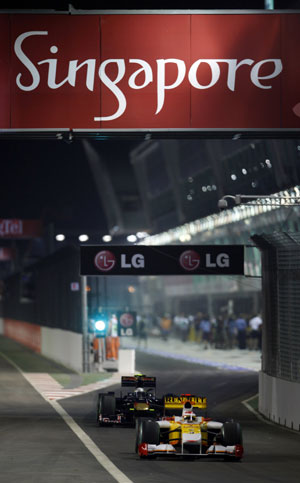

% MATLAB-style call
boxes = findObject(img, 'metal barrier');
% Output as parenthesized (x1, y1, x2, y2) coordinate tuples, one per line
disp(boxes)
(253, 232, 300, 383)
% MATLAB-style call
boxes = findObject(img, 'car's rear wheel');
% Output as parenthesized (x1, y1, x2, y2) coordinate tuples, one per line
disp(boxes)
(135, 419, 160, 456)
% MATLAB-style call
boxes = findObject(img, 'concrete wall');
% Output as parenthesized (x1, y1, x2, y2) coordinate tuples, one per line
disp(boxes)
(2, 318, 82, 372)
(4, 318, 41, 352)
(259, 371, 300, 431)
(118, 349, 135, 374)
(41, 326, 83, 373)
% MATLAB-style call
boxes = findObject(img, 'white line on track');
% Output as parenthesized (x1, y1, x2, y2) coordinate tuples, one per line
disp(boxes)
(0, 351, 134, 483)
(242, 393, 300, 435)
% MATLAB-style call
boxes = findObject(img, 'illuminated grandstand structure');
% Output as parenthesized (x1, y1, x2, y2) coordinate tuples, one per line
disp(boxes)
(139, 186, 300, 246)
(136, 186, 300, 316)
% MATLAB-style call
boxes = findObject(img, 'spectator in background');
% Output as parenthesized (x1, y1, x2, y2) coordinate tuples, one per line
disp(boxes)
(137, 315, 148, 348)
(160, 313, 172, 341)
(173, 312, 183, 338)
(179, 313, 190, 342)
(215, 314, 226, 349)
(106, 313, 120, 361)
(200, 314, 212, 350)
(235, 313, 247, 350)
(248, 313, 263, 350)
(226, 315, 237, 349)
(194, 312, 203, 343)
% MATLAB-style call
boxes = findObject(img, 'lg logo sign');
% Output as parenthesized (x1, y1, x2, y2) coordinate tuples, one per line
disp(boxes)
(81, 244, 243, 276)
(179, 250, 230, 272)
(179, 250, 200, 271)
(119, 312, 135, 336)
(94, 249, 230, 273)
(94, 251, 116, 272)
(94, 251, 145, 272)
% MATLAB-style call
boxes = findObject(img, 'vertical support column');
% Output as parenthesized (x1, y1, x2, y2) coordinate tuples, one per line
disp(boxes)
(162, 140, 186, 225)
(81, 275, 90, 373)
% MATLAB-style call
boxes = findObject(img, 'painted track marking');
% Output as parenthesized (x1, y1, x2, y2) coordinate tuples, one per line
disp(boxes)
(242, 393, 300, 435)
(0, 351, 134, 483)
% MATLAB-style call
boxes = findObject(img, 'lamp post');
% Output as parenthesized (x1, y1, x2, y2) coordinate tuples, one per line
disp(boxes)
(81, 275, 90, 373)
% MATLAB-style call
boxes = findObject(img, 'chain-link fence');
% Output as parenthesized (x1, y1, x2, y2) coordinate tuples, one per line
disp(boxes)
(253, 232, 300, 382)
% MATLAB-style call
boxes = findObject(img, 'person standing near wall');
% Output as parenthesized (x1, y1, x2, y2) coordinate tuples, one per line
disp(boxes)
(226, 315, 237, 349)
(179, 313, 189, 342)
(160, 313, 172, 341)
(235, 313, 247, 350)
(194, 312, 203, 343)
(248, 313, 263, 350)
(106, 314, 120, 360)
(200, 314, 212, 350)
(215, 314, 226, 349)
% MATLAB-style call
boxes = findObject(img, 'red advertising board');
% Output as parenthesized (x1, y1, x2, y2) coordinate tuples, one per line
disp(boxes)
(0, 13, 300, 130)
(0, 219, 43, 238)
(4, 318, 41, 352)
(0, 247, 15, 261)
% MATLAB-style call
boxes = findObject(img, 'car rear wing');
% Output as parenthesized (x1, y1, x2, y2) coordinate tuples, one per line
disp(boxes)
(164, 395, 207, 409)
(121, 375, 156, 388)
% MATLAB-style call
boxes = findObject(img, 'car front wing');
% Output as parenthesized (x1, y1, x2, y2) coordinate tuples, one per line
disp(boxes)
(138, 442, 244, 459)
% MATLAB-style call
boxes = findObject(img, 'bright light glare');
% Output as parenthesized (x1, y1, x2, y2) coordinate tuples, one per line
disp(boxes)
(127, 234, 137, 243)
(95, 320, 106, 331)
(79, 234, 89, 242)
(56, 234, 65, 242)
(136, 232, 148, 239)
(102, 235, 112, 242)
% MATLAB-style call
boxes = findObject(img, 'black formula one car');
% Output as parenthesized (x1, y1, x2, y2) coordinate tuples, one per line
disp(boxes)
(135, 394, 243, 460)
(97, 374, 164, 426)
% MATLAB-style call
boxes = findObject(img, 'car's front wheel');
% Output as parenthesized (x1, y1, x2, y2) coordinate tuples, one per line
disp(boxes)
(98, 394, 116, 426)
(221, 421, 243, 461)
(221, 421, 243, 446)
(135, 419, 160, 456)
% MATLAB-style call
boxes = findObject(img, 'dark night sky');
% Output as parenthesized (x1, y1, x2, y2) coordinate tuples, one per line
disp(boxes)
(0, 138, 141, 234)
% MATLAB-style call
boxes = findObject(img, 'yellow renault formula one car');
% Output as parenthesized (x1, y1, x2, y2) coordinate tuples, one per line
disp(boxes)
(135, 394, 243, 460)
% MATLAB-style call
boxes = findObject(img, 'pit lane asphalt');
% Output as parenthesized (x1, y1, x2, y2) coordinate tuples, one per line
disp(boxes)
(61, 351, 300, 483)
(0, 353, 118, 483)
(1, 348, 300, 483)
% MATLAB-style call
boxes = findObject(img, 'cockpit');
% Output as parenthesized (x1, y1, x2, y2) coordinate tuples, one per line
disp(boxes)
(182, 401, 197, 422)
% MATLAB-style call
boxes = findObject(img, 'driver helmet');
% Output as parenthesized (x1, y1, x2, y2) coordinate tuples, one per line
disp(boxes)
(183, 411, 197, 421)
(134, 387, 145, 399)
(182, 402, 196, 421)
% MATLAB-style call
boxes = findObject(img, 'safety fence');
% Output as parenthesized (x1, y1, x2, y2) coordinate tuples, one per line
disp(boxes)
(253, 232, 300, 383)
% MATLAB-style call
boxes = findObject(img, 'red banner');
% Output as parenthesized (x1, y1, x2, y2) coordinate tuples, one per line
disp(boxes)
(4, 319, 41, 352)
(0, 13, 300, 130)
(0, 219, 43, 238)
(0, 248, 15, 261)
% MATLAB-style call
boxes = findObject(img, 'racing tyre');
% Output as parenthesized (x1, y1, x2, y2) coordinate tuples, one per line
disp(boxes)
(221, 421, 243, 446)
(96, 394, 101, 422)
(135, 417, 149, 453)
(221, 422, 243, 461)
(98, 394, 116, 426)
(135, 419, 160, 455)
